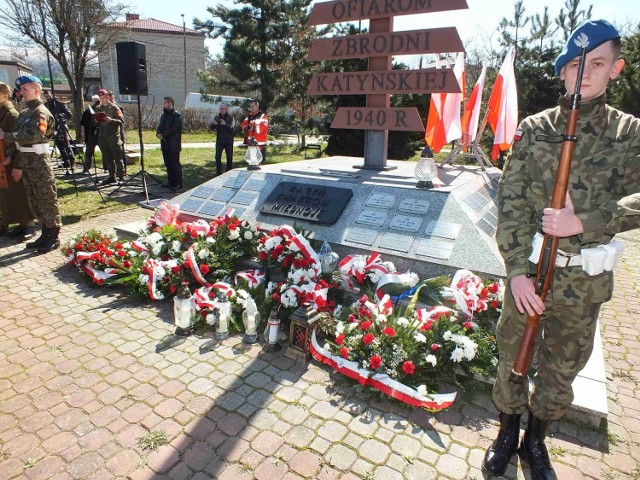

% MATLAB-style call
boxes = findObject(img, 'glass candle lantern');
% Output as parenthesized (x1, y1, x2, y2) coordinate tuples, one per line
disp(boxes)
(173, 281, 195, 337)
(244, 138, 263, 171)
(318, 241, 339, 274)
(215, 293, 231, 341)
(242, 298, 260, 344)
(264, 308, 282, 352)
(415, 146, 438, 189)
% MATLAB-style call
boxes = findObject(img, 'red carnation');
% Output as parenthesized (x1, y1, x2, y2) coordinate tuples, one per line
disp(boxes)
(169, 284, 177, 294)
(117, 250, 126, 257)
(335, 334, 345, 345)
(340, 347, 349, 359)
(123, 260, 132, 268)
(348, 314, 357, 323)
(491, 300, 499, 309)
(199, 264, 210, 274)
(431, 343, 440, 351)
(115, 242, 123, 249)
(382, 327, 396, 337)
(464, 322, 472, 330)
(259, 251, 267, 261)
(480, 287, 489, 298)
(360, 321, 372, 330)
(488, 282, 499, 294)
(362, 333, 375, 345)
(369, 355, 383, 369)
(171, 265, 181, 273)
(402, 361, 416, 374)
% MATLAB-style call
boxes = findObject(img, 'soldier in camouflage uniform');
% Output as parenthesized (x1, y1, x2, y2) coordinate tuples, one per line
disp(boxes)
(94, 88, 125, 185)
(0, 75, 61, 253)
(483, 20, 640, 480)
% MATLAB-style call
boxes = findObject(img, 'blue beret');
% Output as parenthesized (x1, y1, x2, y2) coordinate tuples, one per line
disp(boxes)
(554, 19, 620, 75)
(14, 75, 42, 89)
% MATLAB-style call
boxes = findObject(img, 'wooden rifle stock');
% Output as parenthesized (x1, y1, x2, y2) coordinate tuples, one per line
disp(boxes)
(509, 45, 589, 383)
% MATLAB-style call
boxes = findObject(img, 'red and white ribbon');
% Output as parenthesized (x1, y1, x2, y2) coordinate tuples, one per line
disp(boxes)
(148, 201, 180, 228)
(194, 286, 218, 310)
(79, 264, 118, 285)
(211, 281, 236, 298)
(186, 245, 208, 285)
(280, 225, 320, 267)
(339, 252, 388, 284)
(131, 241, 149, 253)
(415, 305, 454, 322)
(145, 259, 163, 300)
(182, 219, 211, 237)
(234, 270, 265, 289)
(309, 331, 456, 412)
(289, 282, 328, 310)
(364, 294, 393, 317)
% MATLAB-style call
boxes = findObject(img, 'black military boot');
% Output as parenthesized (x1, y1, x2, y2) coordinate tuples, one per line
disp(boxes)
(519, 412, 557, 480)
(26, 226, 50, 249)
(37, 227, 60, 253)
(482, 412, 521, 476)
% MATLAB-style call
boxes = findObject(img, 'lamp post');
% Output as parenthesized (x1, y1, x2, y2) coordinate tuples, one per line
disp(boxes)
(182, 14, 187, 104)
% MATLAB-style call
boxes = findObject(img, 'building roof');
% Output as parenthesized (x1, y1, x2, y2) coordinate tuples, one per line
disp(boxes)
(109, 17, 204, 37)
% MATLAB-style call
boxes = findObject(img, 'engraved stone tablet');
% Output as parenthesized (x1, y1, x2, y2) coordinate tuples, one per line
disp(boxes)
(223, 174, 248, 189)
(212, 188, 236, 202)
(345, 227, 378, 246)
(416, 238, 454, 260)
(261, 182, 353, 225)
(355, 209, 388, 227)
(389, 215, 422, 233)
(243, 178, 266, 191)
(192, 186, 215, 199)
(365, 193, 396, 209)
(425, 220, 461, 239)
(398, 198, 430, 215)
(181, 198, 204, 213)
(199, 202, 225, 217)
(231, 191, 258, 206)
(379, 232, 414, 253)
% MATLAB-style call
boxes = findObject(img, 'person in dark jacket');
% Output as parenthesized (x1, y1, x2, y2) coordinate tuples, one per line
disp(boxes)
(44, 89, 74, 172)
(156, 97, 183, 190)
(79, 95, 101, 173)
(210, 103, 236, 176)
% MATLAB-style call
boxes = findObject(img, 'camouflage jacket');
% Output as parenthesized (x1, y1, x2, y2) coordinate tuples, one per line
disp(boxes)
(4, 99, 55, 169)
(94, 102, 124, 142)
(497, 94, 640, 305)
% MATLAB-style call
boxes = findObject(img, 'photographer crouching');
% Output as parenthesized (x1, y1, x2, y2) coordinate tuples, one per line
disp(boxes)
(44, 89, 74, 174)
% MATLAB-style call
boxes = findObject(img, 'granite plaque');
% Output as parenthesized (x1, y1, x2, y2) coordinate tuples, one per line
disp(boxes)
(398, 198, 430, 215)
(231, 191, 258, 206)
(379, 232, 414, 253)
(345, 227, 378, 246)
(416, 238, 454, 260)
(261, 181, 353, 225)
(212, 188, 236, 202)
(224, 174, 248, 189)
(243, 178, 266, 191)
(389, 215, 422, 233)
(425, 220, 461, 239)
(181, 198, 204, 213)
(192, 186, 215, 199)
(199, 202, 225, 217)
(365, 193, 396, 209)
(355, 209, 388, 227)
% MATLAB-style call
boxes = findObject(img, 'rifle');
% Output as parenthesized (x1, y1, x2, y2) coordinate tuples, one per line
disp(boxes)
(509, 37, 590, 384)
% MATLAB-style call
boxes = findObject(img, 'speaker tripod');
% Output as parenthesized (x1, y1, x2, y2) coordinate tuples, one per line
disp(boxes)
(108, 93, 163, 204)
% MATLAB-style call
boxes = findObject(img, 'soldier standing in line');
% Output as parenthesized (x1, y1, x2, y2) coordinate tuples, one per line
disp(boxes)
(94, 88, 125, 185)
(483, 20, 640, 479)
(0, 75, 61, 253)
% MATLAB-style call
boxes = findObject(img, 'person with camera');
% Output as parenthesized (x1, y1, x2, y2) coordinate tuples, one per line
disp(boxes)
(209, 103, 236, 176)
(156, 96, 183, 190)
(79, 94, 101, 174)
(44, 89, 74, 173)
(241, 100, 269, 161)
(94, 88, 125, 185)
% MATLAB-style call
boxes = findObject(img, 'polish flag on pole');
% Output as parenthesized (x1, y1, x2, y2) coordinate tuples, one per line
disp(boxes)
(425, 53, 464, 153)
(487, 46, 518, 160)
(461, 64, 487, 144)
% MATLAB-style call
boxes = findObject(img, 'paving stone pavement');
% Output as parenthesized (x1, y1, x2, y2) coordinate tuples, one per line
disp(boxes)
(0, 209, 639, 480)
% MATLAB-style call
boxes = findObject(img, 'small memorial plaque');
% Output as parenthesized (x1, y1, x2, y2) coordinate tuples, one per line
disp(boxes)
(366, 193, 396, 209)
(243, 178, 265, 191)
(425, 220, 461, 240)
(261, 181, 352, 225)
(355, 209, 388, 227)
(212, 188, 236, 202)
(223, 174, 248, 189)
(199, 202, 225, 217)
(379, 232, 414, 253)
(416, 238, 454, 260)
(181, 198, 204, 213)
(389, 215, 422, 233)
(192, 186, 215, 199)
(398, 198, 430, 215)
(345, 227, 378, 246)
(231, 191, 258, 206)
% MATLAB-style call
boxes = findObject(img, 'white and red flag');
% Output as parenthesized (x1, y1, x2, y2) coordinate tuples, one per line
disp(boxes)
(461, 64, 487, 144)
(425, 53, 465, 153)
(487, 46, 518, 160)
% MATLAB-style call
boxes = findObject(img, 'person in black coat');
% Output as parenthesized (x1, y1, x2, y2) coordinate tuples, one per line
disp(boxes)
(156, 97, 183, 189)
(79, 95, 101, 173)
(209, 103, 236, 176)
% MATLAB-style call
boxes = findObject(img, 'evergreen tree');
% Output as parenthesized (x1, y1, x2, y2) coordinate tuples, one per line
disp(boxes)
(556, 0, 593, 41)
(609, 26, 640, 117)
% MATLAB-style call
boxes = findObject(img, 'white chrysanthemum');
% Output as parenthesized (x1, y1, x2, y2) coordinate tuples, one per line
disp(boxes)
(122, 242, 131, 249)
(443, 330, 452, 341)
(138, 274, 149, 285)
(152, 243, 163, 256)
(265, 282, 276, 296)
(281, 289, 298, 308)
(170, 240, 181, 252)
(198, 249, 210, 259)
(147, 232, 163, 244)
(414, 332, 426, 343)
(229, 230, 240, 241)
(417, 384, 428, 396)
(335, 322, 345, 334)
(397, 317, 410, 327)
(347, 322, 359, 332)
(425, 354, 437, 367)
(129, 250, 138, 257)
(243, 231, 253, 240)
(264, 236, 282, 251)
(165, 259, 178, 270)
(375, 314, 388, 324)
(205, 236, 215, 244)
(451, 347, 465, 363)
(154, 265, 166, 277)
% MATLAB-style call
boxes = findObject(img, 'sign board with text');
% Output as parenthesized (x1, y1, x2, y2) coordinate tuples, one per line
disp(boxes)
(331, 107, 424, 132)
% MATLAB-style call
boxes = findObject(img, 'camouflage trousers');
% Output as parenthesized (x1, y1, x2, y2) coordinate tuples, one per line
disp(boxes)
(98, 138, 124, 179)
(492, 286, 600, 420)
(21, 155, 61, 228)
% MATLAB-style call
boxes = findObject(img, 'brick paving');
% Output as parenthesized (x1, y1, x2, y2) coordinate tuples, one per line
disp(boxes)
(0, 209, 639, 479)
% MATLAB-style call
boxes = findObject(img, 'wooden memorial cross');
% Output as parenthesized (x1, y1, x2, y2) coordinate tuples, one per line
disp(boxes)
(307, 0, 468, 169)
